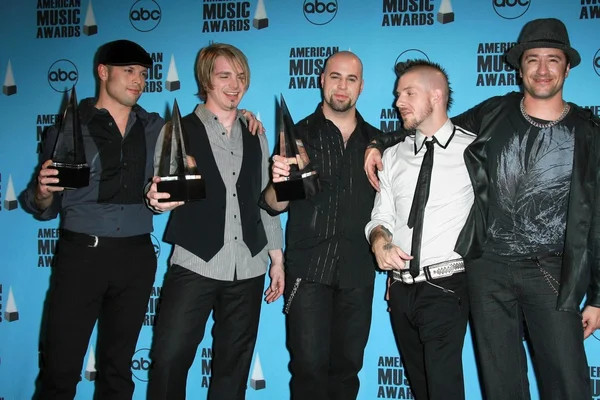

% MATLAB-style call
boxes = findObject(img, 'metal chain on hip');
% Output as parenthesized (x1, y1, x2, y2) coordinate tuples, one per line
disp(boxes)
(520, 97, 570, 129)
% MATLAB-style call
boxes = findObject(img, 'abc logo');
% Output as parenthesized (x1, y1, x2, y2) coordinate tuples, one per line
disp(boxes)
(593, 48, 600, 78)
(303, 0, 338, 26)
(47, 59, 79, 93)
(131, 348, 152, 382)
(129, 0, 162, 32)
(151, 234, 161, 258)
(493, 0, 531, 20)
(394, 49, 430, 69)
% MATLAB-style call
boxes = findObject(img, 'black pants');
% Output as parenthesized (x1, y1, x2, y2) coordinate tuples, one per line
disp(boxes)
(37, 236, 157, 400)
(286, 278, 374, 400)
(389, 273, 469, 400)
(467, 254, 590, 400)
(147, 265, 264, 400)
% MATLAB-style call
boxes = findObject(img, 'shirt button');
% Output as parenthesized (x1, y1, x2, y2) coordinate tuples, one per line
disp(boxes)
(231, 151, 234, 155)
(123, 162, 128, 167)
(116, 227, 120, 231)
(222, 132, 226, 135)
(109, 122, 113, 126)
(234, 215, 237, 218)
(232, 172, 236, 175)
(233, 193, 236, 197)
(234, 236, 237, 240)
(123, 184, 128, 188)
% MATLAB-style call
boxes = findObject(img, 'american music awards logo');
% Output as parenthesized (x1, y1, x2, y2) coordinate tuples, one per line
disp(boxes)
(288, 46, 339, 90)
(581, 1, 600, 19)
(381, 0, 455, 27)
(376, 354, 413, 398)
(591, 365, 600, 398)
(202, 0, 269, 33)
(37, 228, 59, 268)
(475, 41, 521, 87)
(593, 48, 600, 78)
(36, 113, 61, 154)
(143, 286, 161, 327)
(36, 0, 97, 38)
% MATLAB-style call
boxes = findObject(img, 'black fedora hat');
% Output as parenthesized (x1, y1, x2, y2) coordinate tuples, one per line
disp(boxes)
(506, 18, 580, 69)
(97, 40, 153, 68)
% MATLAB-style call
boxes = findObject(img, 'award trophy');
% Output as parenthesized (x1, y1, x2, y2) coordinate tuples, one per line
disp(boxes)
(156, 99, 205, 202)
(49, 86, 90, 189)
(273, 95, 320, 201)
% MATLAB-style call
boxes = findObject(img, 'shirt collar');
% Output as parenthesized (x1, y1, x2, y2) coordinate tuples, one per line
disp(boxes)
(414, 118, 455, 155)
(194, 104, 245, 126)
(312, 103, 370, 142)
(79, 97, 148, 125)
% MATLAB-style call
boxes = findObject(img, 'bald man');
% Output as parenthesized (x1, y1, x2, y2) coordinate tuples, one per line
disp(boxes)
(261, 51, 381, 400)
(365, 60, 475, 400)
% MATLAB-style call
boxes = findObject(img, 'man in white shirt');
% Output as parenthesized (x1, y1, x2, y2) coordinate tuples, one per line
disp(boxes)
(365, 60, 475, 400)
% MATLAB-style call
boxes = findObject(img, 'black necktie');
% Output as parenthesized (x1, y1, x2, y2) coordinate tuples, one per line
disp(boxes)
(407, 139, 435, 277)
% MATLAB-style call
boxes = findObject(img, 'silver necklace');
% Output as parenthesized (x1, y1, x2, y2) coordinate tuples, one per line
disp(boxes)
(520, 98, 570, 129)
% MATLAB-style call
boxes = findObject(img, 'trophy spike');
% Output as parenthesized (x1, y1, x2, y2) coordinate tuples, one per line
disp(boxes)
(156, 98, 205, 202)
(273, 95, 320, 201)
(48, 85, 90, 189)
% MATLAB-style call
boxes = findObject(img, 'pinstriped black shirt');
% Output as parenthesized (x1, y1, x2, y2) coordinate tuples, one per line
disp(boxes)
(264, 105, 381, 288)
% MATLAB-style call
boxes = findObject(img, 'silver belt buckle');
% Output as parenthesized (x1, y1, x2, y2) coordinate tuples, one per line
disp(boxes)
(424, 259, 464, 281)
(88, 235, 99, 248)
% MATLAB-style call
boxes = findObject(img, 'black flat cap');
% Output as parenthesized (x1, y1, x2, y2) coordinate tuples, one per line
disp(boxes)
(97, 39, 153, 68)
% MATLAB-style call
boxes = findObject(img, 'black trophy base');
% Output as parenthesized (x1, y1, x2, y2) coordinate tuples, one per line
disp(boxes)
(84, 25, 98, 36)
(253, 18, 268, 30)
(4, 311, 19, 322)
(85, 370, 97, 381)
(250, 378, 266, 390)
(157, 175, 206, 202)
(437, 12, 454, 24)
(48, 163, 90, 190)
(166, 80, 180, 91)
(274, 173, 319, 202)
(3, 85, 16, 96)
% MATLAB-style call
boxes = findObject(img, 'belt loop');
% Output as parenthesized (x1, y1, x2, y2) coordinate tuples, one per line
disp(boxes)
(88, 235, 99, 248)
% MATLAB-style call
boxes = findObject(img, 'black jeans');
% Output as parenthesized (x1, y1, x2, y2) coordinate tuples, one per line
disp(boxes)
(389, 273, 469, 400)
(147, 265, 264, 400)
(286, 278, 373, 400)
(37, 236, 157, 400)
(467, 254, 590, 400)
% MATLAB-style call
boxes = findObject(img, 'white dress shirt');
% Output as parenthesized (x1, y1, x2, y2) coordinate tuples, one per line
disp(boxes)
(365, 119, 475, 280)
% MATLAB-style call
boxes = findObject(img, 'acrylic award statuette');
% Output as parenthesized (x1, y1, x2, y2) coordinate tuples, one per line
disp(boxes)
(48, 86, 90, 189)
(273, 94, 320, 201)
(156, 99, 205, 202)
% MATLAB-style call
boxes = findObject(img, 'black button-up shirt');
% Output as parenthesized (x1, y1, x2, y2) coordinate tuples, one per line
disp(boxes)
(263, 105, 381, 288)
(22, 98, 164, 237)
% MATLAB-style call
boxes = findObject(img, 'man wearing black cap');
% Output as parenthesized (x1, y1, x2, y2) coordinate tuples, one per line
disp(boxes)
(364, 18, 600, 399)
(22, 39, 163, 400)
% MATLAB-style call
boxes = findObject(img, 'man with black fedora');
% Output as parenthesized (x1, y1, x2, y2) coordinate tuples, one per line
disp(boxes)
(22, 39, 164, 400)
(364, 18, 600, 399)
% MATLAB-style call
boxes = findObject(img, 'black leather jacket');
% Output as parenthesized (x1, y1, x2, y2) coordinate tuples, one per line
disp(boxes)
(374, 92, 600, 313)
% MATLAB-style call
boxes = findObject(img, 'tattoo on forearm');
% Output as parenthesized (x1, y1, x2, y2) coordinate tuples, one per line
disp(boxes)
(383, 243, 393, 251)
(370, 226, 393, 245)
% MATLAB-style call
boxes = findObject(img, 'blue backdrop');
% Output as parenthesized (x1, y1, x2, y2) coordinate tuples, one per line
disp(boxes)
(1, 0, 600, 399)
